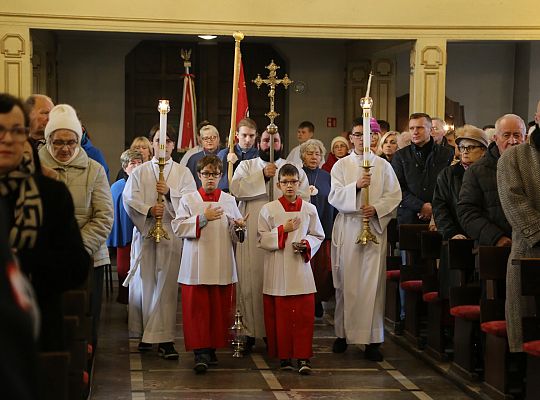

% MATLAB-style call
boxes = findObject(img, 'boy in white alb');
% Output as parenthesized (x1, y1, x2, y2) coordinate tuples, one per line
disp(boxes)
(172, 155, 246, 374)
(258, 164, 325, 374)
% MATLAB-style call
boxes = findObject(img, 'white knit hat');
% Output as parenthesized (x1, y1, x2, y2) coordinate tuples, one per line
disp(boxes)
(44, 104, 83, 142)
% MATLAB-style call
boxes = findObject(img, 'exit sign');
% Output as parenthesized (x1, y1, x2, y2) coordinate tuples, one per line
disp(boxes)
(326, 117, 337, 128)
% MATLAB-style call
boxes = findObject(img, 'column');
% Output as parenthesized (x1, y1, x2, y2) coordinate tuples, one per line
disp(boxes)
(409, 38, 447, 118)
(0, 25, 32, 98)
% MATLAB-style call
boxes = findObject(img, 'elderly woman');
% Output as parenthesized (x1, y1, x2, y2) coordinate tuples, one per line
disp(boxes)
(301, 139, 336, 318)
(116, 136, 153, 182)
(39, 104, 113, 347)
(432, 124, 488, 297)
(107, 149, 143, 304)
(322, 136, 349, 173)
(378, 131, 399, 162)
(0, 94, 89, 351)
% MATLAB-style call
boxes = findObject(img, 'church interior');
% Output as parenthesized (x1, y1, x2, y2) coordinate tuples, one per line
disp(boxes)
(1, 1, 540, 399)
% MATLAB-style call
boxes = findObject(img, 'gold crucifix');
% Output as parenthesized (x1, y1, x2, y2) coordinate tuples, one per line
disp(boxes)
(252, 60, 293, 124)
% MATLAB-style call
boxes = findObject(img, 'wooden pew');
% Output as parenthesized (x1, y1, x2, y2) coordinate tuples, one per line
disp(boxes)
(516, 258, 540, 400)
(399, 224, 429, 347)
(38, 352, 70, 400)
(478, 246, 525, 400)
(448, 238, 482, 380)
(420, 230, 448, 360)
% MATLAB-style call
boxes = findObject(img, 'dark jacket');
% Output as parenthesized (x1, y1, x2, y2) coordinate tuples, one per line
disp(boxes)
(432, 163, 466, 240)
(12, 175, 91, 351)
(458, 142, 511, 245)
(391, 137, 454, 224)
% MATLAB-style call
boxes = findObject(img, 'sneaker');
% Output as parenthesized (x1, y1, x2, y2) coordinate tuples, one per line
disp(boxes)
(365, 343, 383, 362)
(332, 337, 348, 353)
(138, 342, 153, 352)
(315, 302, 324, 318)
(279, 359, 294, 371)
(298, 359, 312, 375)
(193, 354, 209, 374)
(157, 342, 179, 360)
(208, 349, 218, 366)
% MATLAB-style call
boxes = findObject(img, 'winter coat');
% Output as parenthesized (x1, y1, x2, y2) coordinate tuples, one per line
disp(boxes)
(497, 135, 540, 352)
(457, 142, 511, 245)
(39, 147, 113, 267)
(391, 138, 454, 225)
(432, 163, 466, 240)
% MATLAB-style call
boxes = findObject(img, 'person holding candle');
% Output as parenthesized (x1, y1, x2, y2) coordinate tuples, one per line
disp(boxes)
(329, 118, 401, 361)
(123, 123, 196, 359)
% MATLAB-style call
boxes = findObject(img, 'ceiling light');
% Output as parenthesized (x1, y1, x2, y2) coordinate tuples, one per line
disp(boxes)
(198, 35, 217, 40)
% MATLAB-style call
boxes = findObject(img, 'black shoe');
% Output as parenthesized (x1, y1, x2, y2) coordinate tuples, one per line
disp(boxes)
(315, 302, 324, 318)
(208, 349, 218, 366)
(158, 342, 179, 360)
(332, 337, 348, 353)
(365, 343, 383, 362)
(244, 336, 255, 354)
(279, 359, 294, 371)
(194, 354, 209, 374)
(298, 359, 312, 375)
(138, 341, 153, 352)
(394, 319, 404, 336)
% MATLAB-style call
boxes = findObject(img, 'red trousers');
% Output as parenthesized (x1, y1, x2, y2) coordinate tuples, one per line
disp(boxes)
(116, 245, 130, 304)
(181, 284, 235, 350)
(263, 293, 314, 359)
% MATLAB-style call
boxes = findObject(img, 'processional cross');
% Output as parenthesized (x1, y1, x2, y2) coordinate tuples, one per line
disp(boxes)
(252, 60, 293, 200)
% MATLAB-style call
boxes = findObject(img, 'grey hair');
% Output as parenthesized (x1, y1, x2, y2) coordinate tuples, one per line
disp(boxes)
(495, 114, 526, 137)
(120, 149, 143, 169)
(300, 139, 327, 160)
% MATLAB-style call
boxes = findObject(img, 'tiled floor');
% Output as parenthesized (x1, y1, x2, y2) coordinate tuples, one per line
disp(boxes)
(90, 293, 474, 400)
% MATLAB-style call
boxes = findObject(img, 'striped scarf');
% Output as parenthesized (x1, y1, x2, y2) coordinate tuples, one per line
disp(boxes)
(0, 155, 43, 250)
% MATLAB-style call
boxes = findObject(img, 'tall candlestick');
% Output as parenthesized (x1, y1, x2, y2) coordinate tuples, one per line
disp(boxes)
(158, 100, 170, 159)
(365, 72, 373, 98)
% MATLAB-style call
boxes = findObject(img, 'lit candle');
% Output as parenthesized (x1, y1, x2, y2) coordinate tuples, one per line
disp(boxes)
(158, 100, 170, 159)
(362, 73, 373, 163)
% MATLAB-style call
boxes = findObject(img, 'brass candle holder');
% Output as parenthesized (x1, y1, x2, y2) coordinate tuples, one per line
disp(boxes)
(148, 100, 171, 243)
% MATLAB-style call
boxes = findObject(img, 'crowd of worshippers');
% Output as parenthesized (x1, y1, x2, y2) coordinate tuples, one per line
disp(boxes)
(2, 91, 540, 397)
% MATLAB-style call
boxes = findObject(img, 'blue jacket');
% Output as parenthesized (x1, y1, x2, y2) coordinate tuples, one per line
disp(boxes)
(107, 178, 134, 248)
(81, 131, 110, 182)
(217, 144, 258, 191)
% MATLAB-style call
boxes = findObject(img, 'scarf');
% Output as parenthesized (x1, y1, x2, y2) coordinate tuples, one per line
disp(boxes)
(0, 155, 43, 250)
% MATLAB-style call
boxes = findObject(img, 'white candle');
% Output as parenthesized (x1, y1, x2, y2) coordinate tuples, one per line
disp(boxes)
(363, 108, 371, 159)
(158, 100, 169, 159)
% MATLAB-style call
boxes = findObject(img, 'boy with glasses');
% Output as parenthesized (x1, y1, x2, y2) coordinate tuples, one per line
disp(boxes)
(258, 164, 324, 374)
(172, 155, 246, 373)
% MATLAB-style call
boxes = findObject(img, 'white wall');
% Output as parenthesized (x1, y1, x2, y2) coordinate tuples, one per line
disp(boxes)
(446, 42, 516, 127)
(274, 40, 346, 153)
(56, 33, 139, 175)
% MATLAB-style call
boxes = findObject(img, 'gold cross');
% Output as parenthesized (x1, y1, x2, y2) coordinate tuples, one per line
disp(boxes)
(252, 60, 293, 124)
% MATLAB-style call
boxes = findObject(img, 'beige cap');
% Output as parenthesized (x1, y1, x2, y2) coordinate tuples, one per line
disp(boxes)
(455, 125, 488, 148)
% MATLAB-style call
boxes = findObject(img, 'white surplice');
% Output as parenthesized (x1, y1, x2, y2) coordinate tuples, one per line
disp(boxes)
(123, 158, 196, 343)
(328, 153, 401, 344)
(258, 199, 324, 296)
(172, 190, 241, 285)
(230, 158, 310, 337)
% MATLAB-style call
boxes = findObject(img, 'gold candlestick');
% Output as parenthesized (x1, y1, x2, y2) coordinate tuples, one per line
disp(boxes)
(148, 100, 171, 243)
(356, 75, 378, 245)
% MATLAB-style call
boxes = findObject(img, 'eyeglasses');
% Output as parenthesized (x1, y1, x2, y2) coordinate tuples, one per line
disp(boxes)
(52, 139, 78, 148)
(199, 171, 221, 178)
(201, 136, 218, 141)
(350, 133, 375, 138)
(279, 180, 299, 186)
(153, 139, 174, 144)
(458, 145, 482, 153)
(0, 126, 29, 140)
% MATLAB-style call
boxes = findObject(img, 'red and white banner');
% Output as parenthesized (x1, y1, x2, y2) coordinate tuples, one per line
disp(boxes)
(236, 59, 249, 128)
(178, 64, 197, 152)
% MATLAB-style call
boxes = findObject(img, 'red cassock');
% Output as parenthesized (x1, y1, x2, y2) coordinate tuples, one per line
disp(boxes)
(263, 293, 314, 359)
(181, 284, 235, 350)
